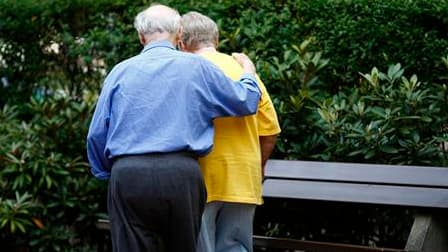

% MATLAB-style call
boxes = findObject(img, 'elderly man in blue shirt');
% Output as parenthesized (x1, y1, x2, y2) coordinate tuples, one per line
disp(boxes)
(86, 4, 261, 252)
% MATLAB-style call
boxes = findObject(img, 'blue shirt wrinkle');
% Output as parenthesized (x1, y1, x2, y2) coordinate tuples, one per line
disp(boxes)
(87, 40, 261, 179)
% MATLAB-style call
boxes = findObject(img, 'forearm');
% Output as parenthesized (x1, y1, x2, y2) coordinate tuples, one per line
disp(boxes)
(259, 135, 278, 176)
(86, 104, 112, 179)
(204, 63, 261, 117)
(87, 133, 112, 179)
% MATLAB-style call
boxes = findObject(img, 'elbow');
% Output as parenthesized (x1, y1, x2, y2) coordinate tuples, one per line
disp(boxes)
(240, 91, 261, 115)
(246, 99, 259, 115)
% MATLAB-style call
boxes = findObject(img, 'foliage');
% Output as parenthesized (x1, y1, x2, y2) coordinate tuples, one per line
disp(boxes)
(293, 0, 448, 89)
(0, 92, 107, 250)
(0, 192, 36, 234)
(1, 0, 447, 104)
(0, 0, 141, 105)
(260, 39, 330, 158)
(262, 40, 448, 165)
(309, 63, 448, 165)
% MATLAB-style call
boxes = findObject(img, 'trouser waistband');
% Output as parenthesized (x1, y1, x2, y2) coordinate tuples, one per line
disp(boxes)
(114, 151, 198, 163)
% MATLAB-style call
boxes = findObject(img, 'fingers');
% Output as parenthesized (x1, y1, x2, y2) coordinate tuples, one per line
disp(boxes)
(232, 53, 256, 74)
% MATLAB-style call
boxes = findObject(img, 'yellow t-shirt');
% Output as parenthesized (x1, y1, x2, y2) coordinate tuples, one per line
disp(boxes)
(198, 51, 281, 205)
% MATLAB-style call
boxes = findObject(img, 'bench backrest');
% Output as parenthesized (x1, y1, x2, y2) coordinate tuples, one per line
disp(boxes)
(263, 160, 448, 208)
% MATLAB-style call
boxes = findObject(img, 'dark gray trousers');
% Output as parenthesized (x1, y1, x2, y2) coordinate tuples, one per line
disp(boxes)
(108, 153, 206, 252)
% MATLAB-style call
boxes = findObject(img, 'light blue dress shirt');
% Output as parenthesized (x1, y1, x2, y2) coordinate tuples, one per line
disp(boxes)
(87, 40, 261, 179)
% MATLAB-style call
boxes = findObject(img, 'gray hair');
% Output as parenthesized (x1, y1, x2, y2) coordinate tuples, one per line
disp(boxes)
(180, 11, 219, 50)
(134, 4, 181, 36)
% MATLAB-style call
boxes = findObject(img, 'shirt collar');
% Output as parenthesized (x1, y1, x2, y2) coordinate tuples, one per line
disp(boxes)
(141, 40, 176, 53)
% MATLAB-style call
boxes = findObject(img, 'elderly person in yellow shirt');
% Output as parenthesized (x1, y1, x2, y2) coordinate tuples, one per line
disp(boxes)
(179, 11, 281, 252)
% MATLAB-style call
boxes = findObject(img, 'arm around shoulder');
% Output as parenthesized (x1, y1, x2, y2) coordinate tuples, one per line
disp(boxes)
(199, 58, 261, 118)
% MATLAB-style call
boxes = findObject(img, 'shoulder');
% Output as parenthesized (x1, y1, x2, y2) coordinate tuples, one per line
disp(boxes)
(101, 56, 140, 90)
(107, 55, 138, 76)
(202, 51, 236, 65)
(201, 51, 247, 81)
(164, 50, 217, 71)
(178, 51, 213, 64)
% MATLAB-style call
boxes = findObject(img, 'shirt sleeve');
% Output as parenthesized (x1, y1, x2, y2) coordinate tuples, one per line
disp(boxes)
(199, 60, 261, 118)
(256, 77, 281, 136)
(86, 78, 115, 180)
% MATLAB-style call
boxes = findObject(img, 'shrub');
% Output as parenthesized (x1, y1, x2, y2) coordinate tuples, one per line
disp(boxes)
(268, 41, 448, 165)
(0, 0, 141, 105)
(0, 92, 108, 250)
(310, 63, 448, 165)
(289, 0, 448, 89)
(2, 0, 447, 104)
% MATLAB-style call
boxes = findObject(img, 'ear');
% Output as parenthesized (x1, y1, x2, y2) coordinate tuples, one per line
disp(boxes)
(176, 26, 183, 41)
(138, 33, 146, 45)
(176, 27, 187, 51)
(177, 39, 186, 51)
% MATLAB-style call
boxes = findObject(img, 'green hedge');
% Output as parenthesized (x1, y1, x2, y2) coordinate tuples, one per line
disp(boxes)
(0, 96, 108, 250)
(1, 0, 447, 102)
(291, 0, 448, 88)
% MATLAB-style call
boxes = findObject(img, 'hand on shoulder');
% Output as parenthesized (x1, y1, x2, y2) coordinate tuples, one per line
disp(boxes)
(232, 53, 256, 75)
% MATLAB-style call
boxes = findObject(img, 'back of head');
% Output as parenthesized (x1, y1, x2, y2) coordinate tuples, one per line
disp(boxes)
(134, 4, 181, 38)
(180, 11, 219, 52)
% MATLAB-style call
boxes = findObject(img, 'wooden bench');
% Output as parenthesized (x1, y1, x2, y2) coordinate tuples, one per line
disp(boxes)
(96, 159, 448, 251)
(254, 159, 448, 252)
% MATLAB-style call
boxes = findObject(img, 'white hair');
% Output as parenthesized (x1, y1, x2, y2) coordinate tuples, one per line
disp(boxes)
(180, 11, 219, 51)
(134, 4, 181, 36)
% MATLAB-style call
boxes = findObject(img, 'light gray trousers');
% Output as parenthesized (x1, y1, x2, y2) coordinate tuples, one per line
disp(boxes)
(197, 201, 256, 252)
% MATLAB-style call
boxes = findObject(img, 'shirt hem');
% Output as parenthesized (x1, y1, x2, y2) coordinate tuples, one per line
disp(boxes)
(206, 195, 263, 205)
